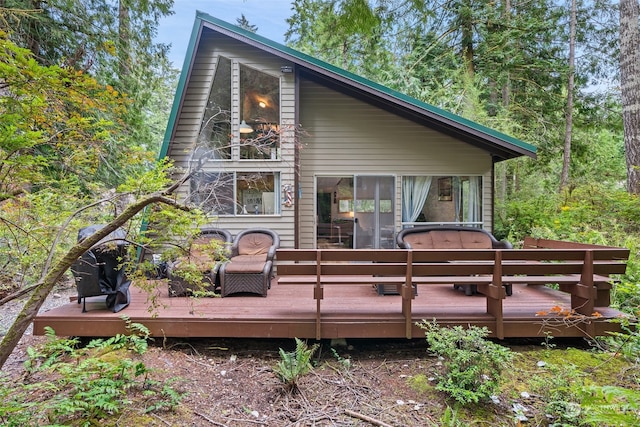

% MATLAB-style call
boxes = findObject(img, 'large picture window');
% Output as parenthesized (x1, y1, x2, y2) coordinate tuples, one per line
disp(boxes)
(401, 176, 482, 227)
(191, 171, 280, 216)
(239, 64, 280, 160)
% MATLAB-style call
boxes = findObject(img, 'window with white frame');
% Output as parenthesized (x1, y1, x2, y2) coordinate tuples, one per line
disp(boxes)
(401, 176, 482, 227)
(190, 171, 280, 216)
(194, 57, 282, 216)
(198, 58, 281, 160)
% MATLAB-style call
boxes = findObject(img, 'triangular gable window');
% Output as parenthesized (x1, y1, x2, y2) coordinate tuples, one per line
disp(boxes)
(199, 56, 232, 159)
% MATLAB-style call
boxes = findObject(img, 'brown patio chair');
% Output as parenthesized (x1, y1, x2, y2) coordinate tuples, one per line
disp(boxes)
(167, 227, 233, 297)
(219, 228, 280, 297)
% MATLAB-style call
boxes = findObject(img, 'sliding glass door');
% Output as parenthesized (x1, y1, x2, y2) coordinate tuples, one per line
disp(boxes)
(316, 175, 395, 248)
(353, 175, 395, 248)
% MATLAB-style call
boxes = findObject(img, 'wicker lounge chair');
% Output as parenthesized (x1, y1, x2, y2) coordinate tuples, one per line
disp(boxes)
(219, 228, 280, 297)
(167, 227, 233, 297)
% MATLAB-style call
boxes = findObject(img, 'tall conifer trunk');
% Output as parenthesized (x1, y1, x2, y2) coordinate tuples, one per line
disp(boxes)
(560, 0, 577, 189)
(620, 0, 640, 194)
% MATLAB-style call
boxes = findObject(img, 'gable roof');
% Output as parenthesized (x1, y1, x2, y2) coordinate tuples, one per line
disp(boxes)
(161, 11, 536, 161)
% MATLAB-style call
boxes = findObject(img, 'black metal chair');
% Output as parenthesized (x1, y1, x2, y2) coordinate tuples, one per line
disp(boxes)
(71, 225, 130, 312)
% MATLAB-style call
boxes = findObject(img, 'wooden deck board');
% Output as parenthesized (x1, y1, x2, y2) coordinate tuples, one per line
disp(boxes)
(33, 279, 625, 339)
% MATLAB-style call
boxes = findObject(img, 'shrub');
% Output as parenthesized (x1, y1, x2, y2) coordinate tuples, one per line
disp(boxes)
(417, 320, 513, 404)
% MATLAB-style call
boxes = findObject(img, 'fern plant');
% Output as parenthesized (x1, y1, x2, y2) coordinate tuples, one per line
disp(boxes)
(0, 320, 184, 426)
(273, 337, 319, 392)
(579, 385, 640, 426)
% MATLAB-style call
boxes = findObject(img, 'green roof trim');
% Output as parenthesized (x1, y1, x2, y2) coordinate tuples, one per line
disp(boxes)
(158, 14, 202, 160)
(159, 11, 536, 160)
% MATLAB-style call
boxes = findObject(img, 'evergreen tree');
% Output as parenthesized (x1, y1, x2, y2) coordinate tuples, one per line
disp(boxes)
(237, 13, 258, 33)
(619, 0, 640, 194)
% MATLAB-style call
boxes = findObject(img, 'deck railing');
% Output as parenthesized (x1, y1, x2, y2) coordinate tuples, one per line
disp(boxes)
(275, 242, 629, 339)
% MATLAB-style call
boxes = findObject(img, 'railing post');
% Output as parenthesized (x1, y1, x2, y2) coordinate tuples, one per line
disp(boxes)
(315, 249, 323, 340)
(577, 250, 596, 337)
(403, 250, 413, 339)
(488, 249, 504, 339)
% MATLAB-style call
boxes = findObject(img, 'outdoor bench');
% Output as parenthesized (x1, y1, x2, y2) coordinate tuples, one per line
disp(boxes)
(518, 237, 629, 307)
(275, 241, 629, 340)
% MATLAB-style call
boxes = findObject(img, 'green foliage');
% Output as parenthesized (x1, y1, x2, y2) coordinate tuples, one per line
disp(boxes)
(0, 32, 147, 292)
(273, 337, 319, 392)
(537, 363, 584, 425)
(496, 185, 640, 244)
(2, 1, 176, 158)
(579, 385, 640, 426)
(517, 347, 640, 426)
(603, 317, 640, 362)
(417, 320, 513, 404)
(330, 347, 352, 369)
(0, 14, 180, 299)
(438, 405, 466, 427)
(407, 373, 433, 394)
(495, 183, 640, 318)
(0, 321, 184, 425)
(0, 31, 134, 195)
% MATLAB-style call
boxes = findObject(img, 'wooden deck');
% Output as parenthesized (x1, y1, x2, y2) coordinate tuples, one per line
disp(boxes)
(33, 278, 625, 340)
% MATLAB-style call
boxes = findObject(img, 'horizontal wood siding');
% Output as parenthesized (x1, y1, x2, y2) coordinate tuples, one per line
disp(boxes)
(298, 79, 494, 248)
(167, 29, 296, 247)
(483, 170, 493, 230)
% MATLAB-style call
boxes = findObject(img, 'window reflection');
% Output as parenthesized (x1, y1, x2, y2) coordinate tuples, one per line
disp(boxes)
(401, 176, 482, 227)
(190, 171, 279, 216)
(239, 64, 280, 160)
(200, 56, 232, 159)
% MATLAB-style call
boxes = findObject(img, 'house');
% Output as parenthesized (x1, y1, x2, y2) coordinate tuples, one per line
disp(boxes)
(38, 25, 630, 340)
(160, 12, 536, 250)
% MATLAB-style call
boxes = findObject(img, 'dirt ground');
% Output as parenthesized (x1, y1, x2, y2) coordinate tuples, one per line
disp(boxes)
(5, 335, 443, 426)
(4, 331, 537, 426)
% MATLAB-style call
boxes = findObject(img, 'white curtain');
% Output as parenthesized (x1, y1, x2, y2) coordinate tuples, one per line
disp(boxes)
(467, 176, 481, 223)
(402, 176, 432, 223)
(453, 177, 461, 221)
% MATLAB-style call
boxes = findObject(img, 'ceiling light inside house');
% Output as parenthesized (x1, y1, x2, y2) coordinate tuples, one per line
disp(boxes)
(239, 120, 254, 134)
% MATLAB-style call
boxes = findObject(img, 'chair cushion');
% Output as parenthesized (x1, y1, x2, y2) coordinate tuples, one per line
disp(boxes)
(224, 259, 266, 273)
(403, 232, 435, 249)
(229, 254, 268, 264)
(404, 230, 493, 249)
(237, 233, 274, 256)
(458, 231, 492, 248)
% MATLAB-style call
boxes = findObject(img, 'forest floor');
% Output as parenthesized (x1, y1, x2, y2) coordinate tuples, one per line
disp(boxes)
(6, 333, 561, 426)
(2, 284, 639, 426)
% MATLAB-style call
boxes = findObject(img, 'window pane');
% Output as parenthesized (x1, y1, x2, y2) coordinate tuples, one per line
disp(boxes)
(237, 172, 279, 215)
(200, 56, 231, 159)
(190, 172, 234, 215)
(239, 65, 280, 160)
(401, 176, 482, 226)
